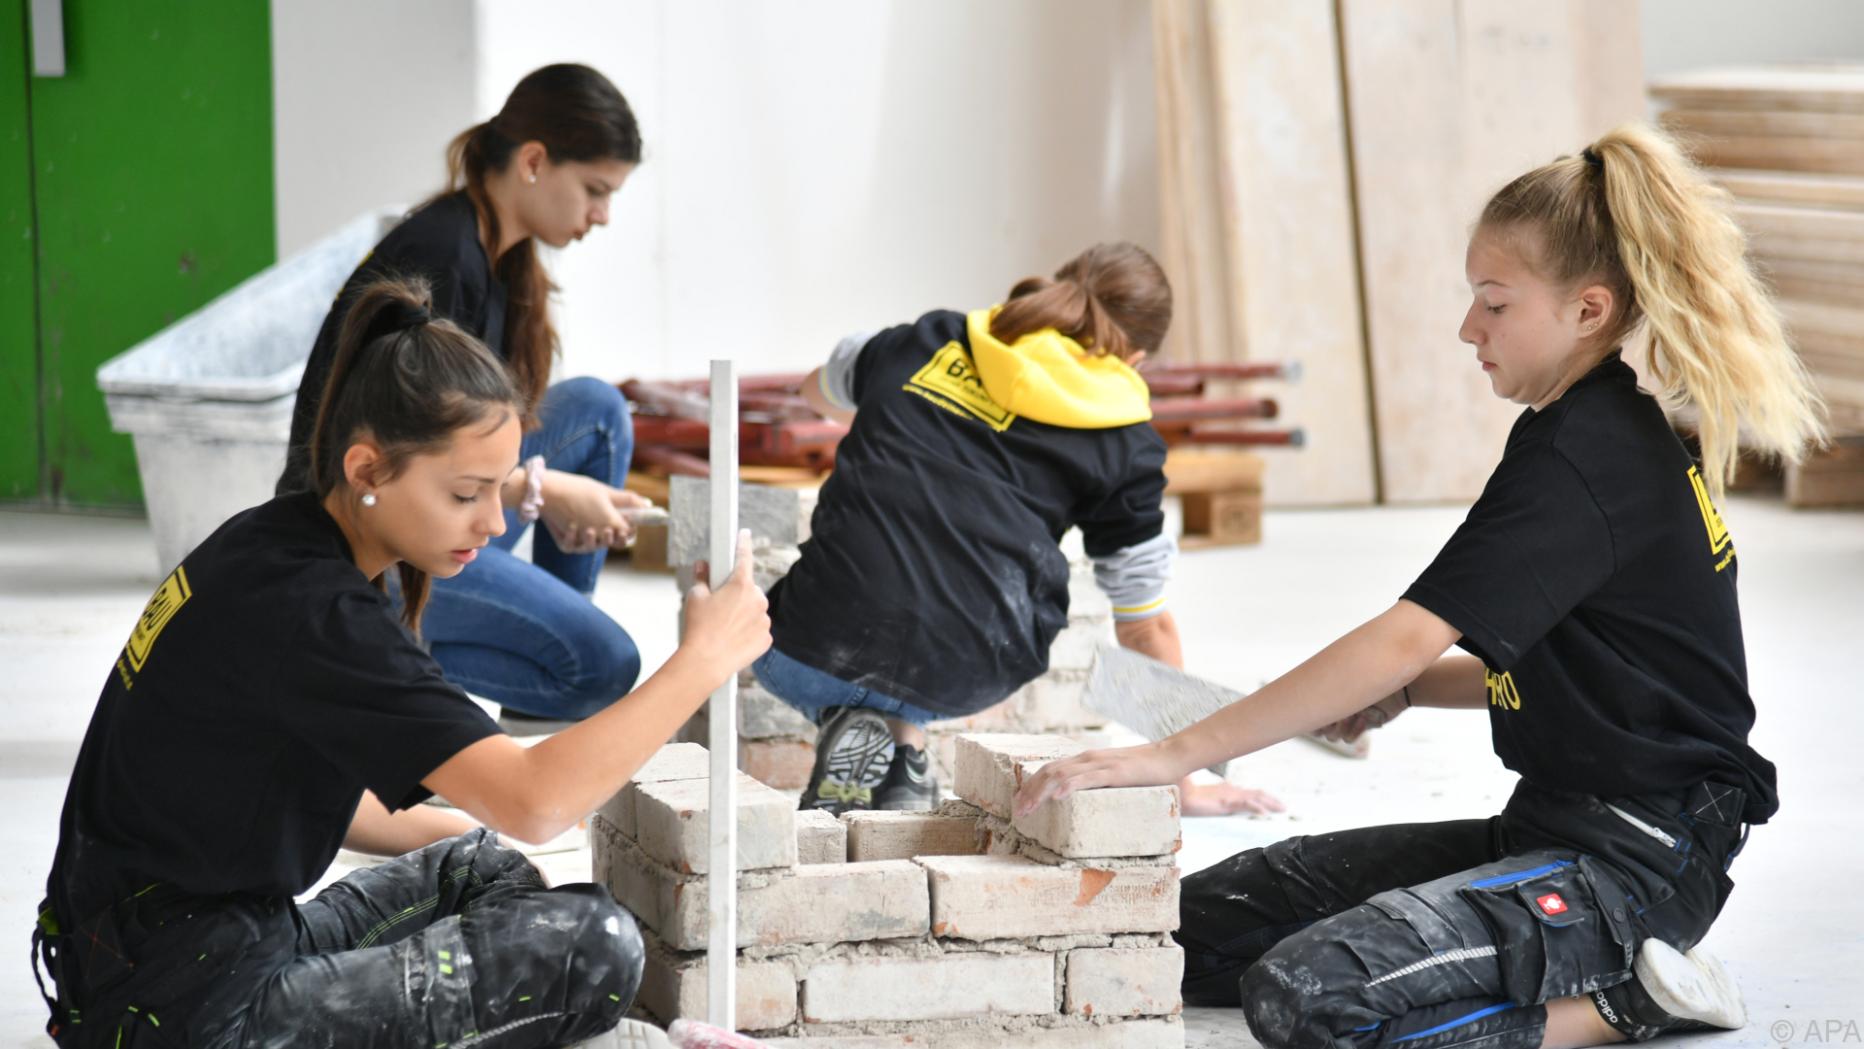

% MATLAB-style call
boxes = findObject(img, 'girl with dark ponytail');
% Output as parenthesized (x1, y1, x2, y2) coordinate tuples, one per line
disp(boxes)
(38, 279, 770, 1048)
(280, 63, 652, 730)
(760, 242, 1281, 820)
(1021, 125, 1825, 1047)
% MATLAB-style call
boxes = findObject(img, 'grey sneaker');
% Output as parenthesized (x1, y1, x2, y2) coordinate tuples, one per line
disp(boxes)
(1592, 939, 1746, 1039)
(801, 707, 895, 815)
(875, 745, 938, 810)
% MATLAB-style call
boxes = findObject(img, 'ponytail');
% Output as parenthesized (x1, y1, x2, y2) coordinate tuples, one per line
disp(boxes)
(1480, 123, 1827, 498)
(310, 277, 522, 635)
(992, 242, 1173, 360)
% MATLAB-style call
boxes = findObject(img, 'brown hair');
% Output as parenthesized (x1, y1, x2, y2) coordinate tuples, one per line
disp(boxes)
(1479, 123, 1825, 497)
(443, 63, 642, 417)
(991, 242, 1173, 360)
(310, 277, 523, 634)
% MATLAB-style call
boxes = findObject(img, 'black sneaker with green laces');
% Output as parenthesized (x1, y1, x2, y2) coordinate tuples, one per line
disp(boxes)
(875, 745, 939, 810)
(801, 707, 896, 815)
(1591, 939, 1746, 1041)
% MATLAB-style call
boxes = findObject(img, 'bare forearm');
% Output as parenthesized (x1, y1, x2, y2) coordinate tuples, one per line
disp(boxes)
(344, 790, 477, 856)
(1115, 612, 1183, 669)
(513, 650, 723, 838)
(1160, 601, 1458, 774)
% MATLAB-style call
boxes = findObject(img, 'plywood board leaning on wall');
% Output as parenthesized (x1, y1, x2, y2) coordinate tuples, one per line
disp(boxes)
(1152, 0, 1376, 505)
(1338, 0, 1645, 502)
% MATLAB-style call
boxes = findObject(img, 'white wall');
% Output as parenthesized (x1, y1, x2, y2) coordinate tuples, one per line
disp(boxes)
(1642, 0, 1864, 79)
(476, 0, 1158, 384)
(270, 0, 478, 257)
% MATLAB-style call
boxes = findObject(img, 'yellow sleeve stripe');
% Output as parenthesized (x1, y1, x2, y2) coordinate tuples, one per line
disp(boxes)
(1112, 596, 1168, 616)
(819, 366, 852, 410)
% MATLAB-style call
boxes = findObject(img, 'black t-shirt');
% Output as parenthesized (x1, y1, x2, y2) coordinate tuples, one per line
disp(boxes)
(47, 493, 501, 924)
(768, 309, 1168, 716)
(277, 192, 508, 495)
(1403, 355, 1777, 823)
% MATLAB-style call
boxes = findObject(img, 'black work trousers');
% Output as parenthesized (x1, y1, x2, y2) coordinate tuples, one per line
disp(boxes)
(1176, 780, 1746, 1049)
(44, 829, 643, 1049)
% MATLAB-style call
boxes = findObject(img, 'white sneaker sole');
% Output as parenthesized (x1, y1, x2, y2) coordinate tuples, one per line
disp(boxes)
(1635, 939, 1747, 1030)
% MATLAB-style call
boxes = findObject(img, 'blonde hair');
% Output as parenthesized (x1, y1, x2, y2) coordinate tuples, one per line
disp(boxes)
(1479, 122, 1826, 498)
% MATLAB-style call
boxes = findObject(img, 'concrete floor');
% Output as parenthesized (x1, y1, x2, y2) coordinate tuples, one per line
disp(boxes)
(2, 496, 1859, 1047)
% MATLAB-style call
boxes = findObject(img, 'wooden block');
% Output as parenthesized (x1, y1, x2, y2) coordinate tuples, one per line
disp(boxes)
(1718, 169, 1864, 212)
(1679, 131, 1864, 177)
(1179, 490, 1261, 547)
(629, 522, 672, 573)
(1786, 441, 1864, 507)
(740, 465, 826, 488)
(1340, 0, 1643, 502)
(1162, 449, 1265, 495)
(1663, 107, 1864, 142)
(1650, 67, 1864, 115)
(626, 470, 672, 506)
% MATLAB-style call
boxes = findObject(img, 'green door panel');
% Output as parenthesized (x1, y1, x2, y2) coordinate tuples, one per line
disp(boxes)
(2, 0, 40, 499)
(30, 0, 274, 507)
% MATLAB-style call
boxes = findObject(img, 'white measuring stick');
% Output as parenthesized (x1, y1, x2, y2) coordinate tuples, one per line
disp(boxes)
(705, 360, 739, 1030)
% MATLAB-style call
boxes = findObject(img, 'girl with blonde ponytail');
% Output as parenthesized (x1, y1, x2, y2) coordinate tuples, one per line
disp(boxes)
(1019, 125, 1811, 1047)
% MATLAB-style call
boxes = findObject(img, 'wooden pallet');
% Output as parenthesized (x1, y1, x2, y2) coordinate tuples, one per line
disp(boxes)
(1786, 440, 1864, 507)
(1165, 449, 1264, 547)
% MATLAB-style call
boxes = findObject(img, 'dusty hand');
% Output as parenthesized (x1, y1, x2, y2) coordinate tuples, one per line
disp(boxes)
(680, 529, 773, 683)
(1011, 744, 1185, 820)
(542, 474, 648, 552)
(1315, 689, 1409, 744)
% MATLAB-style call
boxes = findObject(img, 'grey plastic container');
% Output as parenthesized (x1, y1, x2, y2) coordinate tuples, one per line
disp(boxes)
(97, 207, 403, 572)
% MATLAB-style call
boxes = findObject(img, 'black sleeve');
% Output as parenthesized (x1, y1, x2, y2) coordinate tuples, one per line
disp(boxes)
(281, 587, 502, 811)
(1075, 430, 1169, 558)
(1403, 447, 1614, 669)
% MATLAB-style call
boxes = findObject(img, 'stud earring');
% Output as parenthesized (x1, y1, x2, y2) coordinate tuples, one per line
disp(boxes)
(528, 173, 538, 185)
(361, 493, 377, 507)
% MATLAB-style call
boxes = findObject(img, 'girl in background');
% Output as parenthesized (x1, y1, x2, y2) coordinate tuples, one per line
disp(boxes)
(281, 63, 651, 729)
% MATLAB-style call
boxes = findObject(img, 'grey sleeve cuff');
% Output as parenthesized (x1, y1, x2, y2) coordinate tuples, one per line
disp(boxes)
(1091, 532, 1177, 621)
(820, 330, 879, 410)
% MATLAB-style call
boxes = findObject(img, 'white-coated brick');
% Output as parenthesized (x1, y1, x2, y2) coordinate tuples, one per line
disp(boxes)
(1047, 620, 1114, 673)
(763, 1019, 1185, 1049)
(608, 849, 929, 952)
(669, 476, 817, 566)
(843, 811, 983, 862)
(919, 854, 1178, 940)
(639, 950, 797, 1031)
(1064, 946, 1185, 1018)
(796, 808, 847, 864)
(597, 741, 712, 837)
(740, 684, 818, 740)
(1013, 783, 1181, 858)
(951, 734, 1084, 820)
(633, 774, 797, 874)
(1007, 673, 1105, 731)
(800, 953, 1053, 1023)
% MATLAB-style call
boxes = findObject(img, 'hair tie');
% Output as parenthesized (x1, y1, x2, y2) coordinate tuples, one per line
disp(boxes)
(1581, 146, 1604, 171)
(362, 300, 433, 347)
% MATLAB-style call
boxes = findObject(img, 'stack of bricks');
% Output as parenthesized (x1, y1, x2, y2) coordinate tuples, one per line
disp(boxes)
(591, 734, 1187, 1046)
(667, 478, 1119, 792)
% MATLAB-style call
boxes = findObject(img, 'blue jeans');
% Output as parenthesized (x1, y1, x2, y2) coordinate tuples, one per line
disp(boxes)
(752, 648, 943, 727)
(421, 377, 641, 719)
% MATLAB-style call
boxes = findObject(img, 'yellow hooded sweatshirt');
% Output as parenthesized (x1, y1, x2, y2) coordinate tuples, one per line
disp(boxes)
(965, 307, 1152, 429)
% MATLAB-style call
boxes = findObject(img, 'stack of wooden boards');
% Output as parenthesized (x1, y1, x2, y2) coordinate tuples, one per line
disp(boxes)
(1652, 65, 1864, 506)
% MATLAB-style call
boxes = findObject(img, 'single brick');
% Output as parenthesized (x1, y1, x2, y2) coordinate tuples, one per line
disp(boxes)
(951, 734, 1085, 820)
(597, 741, 712, 837)
(800, 953, 1054, 1023)
(1006, 672, 1105, 732)
(740, 684, 818, 740)
(1012, 783, 1181, 858)
(612, 854, 929, 952)
(739, 737, 816, 790)
(919, 854, 1178, 940)
(669, 476, 817, 567)
(796, 808, 847, 864)
(1047, 621, 1113, 673)
(639, 949, 797, 1031)
(1064, 946, 1185, 1018)
(633, 773, 798, 874)
(761, 1019, 1185, 1049)
(843, 811, 983, 862)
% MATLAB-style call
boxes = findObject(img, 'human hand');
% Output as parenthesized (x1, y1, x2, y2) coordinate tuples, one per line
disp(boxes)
(679, 529, 772, 683)
(1314, 689, 1409, 744)
(1011, 743, 1186, 820)
(541, 474, 647, 552)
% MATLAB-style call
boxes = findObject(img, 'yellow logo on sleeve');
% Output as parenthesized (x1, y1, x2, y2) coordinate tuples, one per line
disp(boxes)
(1686, 466, 1735, 572)
(903, 342, 1017, 432)
(1486, 668, 1522, 711)
(119, 566, 192, 686)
